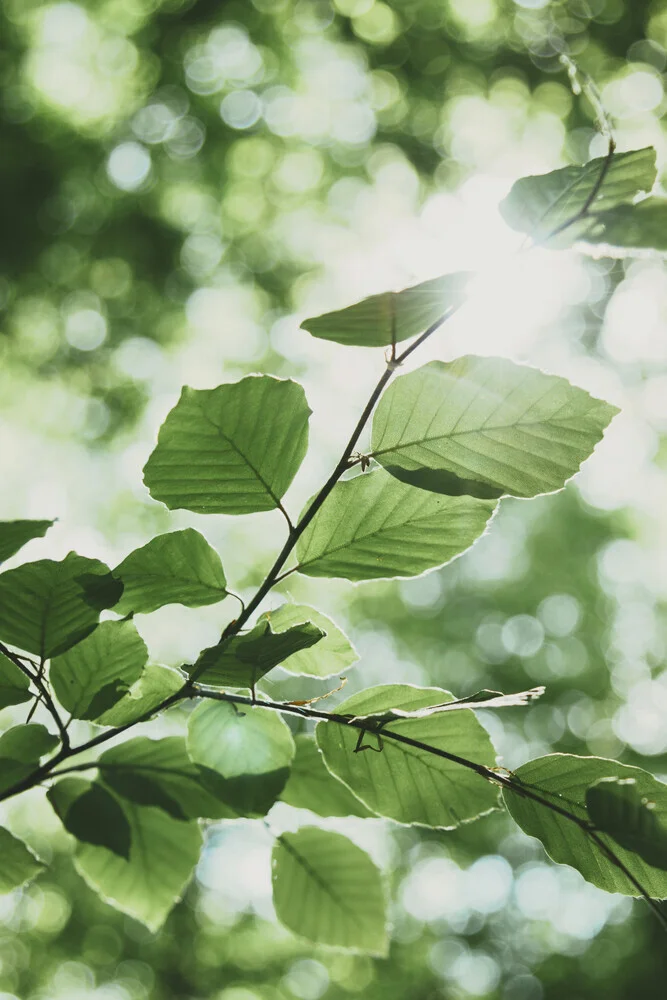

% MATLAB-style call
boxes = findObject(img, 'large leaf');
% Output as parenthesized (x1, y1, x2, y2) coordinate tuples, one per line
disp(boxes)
(503, 754, 667, 897)
(500, 146, 656, 243)
(48, 778, 131, 858)
(295, 470, 496, 581)
(0, 553, 111, 659)
(317, 685, 498, 828)
(187, 700, 295, 780)
(143, 376, 310, 515)
(96, 664, 185, 727)
(371, 358, 618, 500)
(586, 777, 667, 871)
(0, 652, 32, 709)
(75, 799, 202, 932)
(190, 619, 325, 687)
(111, 529, 227, 615)
(300, 273, 470, 348)
(0, 520, 54, 564)
(50, 620, 147, 721)
(272, 827, 388, 955)
(280, 734, 374, 818)
(574, 199, 667, 256)
(97, 736, 251, 821)
(0, 827, 45, 893)
(0, 724, 59, 794)
(258, 604, 359, 678)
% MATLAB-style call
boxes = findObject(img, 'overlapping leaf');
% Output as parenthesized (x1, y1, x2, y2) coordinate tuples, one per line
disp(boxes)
(371, 358, 618, 499)
(272, 827, 388, 955)
(0, 724, 59, 794)
(0, 520, 53, 564)
(143, 375, 310, 515)
(96, 664, 184, 727)
(300, 273, 470, 348)
(586, 777, 667, 870)
(187, 700, 295, 779)
(280, 735, 374, 818)
(190, 619, 325, 687)
(0, 827, 45, 893)
(258, 604, 358, 678)
(0, 652, 32, 709)
(295, 469, 496, 581)
(48, 778, 131, 858)
(317, 685, 498, 828)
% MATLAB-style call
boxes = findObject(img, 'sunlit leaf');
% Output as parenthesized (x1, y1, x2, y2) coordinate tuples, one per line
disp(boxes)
(317, 685, 498, 828)
(272, 827, 388, 955)
(258, 604, 359, 678)
(96, 664, 185, 728)
(143, 376, 310, 515)
(295, 469, 496, 581)
(0, 520, 54, 564)
(48, 778, 131, 858)
(0, 827, 45, 893)
(503, 754, 667, 897)
(187, 700, 295, 782)
(190, 619, 325, 687)
(586, 777, 667, 871)
(280, 734, 374, 818)
(0, 724, 59, 794)
(371, 358, 618, 499)
(575, 199, 667, 255)
(301, 273, 470, 348)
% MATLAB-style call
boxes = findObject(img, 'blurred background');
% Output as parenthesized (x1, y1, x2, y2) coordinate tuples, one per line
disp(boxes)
(2, 0, 667, 996)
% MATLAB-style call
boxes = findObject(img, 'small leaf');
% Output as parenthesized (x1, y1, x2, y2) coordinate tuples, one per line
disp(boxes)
(0, 724, 59, 794)
(0, 520, 54, 564)
(301, 273, 470, 348)
(187, 700, 295, 779)
(50, 620, 147, 721)
(258, 604, 359, 678)
(295, 469, 496, 581)
(371, 358, 618, 499)
(190, 619, 325, 687)
(111, 529, 227, 615)
(503, 754, 667, 898)
(74, 801, 202, 932)
(0, 827, 45, 893)
(586, 777, 667, 871)
(272, 827, 388, 955)
(143, 376, 310, 515)
(0, 652, 31, 709)
(96, 664, 184, 727)
(500, 146, 656, 243)
(48, 778, 131, 858)
(280, 735, 374, 818)
(0, 552, 112, 659)
(317, 685, 498, 828)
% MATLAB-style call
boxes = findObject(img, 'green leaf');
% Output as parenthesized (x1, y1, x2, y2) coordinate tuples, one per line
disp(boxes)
(272, 827, 388, 955)
(317, 685, 498, 828)
(74, 800, 202, 932)
(371, 358, 618, 500)
(586, 777, 667, 871)
(0, 520, 54, 564)
(111, 529, 227, 615)
(48, 778, 131, 858)
(503, 754, 667, 897)
(0, 652, 32, 709)
(300, 273, 470, 348)
(190, 619, 325, 687)
(0, 827, 45, 893)
(0, 724, 59, 794)
(96, 664, 185, 727)
(500, 146, 656, 243)
(295, 469, 496, 581)
(143, 376, 310, 515)
(0, 553, 111, 659)
(574, 199, 667, 255)
(97, 736, 243, 821)
(187, 700, 295, 780)
(280, 735, 374, 818)
(258, 604, 359, 678)
(50, 620, 147, 721)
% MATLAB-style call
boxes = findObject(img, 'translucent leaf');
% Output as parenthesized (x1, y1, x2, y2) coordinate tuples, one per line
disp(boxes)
(96, 664, 184, 728)
(190, 619, 325, 687)
(272, 827, 388, 955)
(280, 734, 374, 818)
(574, 199, 667, 256)
(0, 827, 45, 893)
(187, 700, 295, 779)
(295, 469, 496, 581)
(586, 777, 667, 870)
(48, 778, 131, 858)
(0, 724, 59, 794)
(0, 652, 31, 709)
(0, 520, 54, 564)
(75, 800, 202, 932)
(503, 754, 667, 897)
(143, 376, 310, 515)
(0, 553, 111, 659)
(111, 529, 227, 615)
(317, 685, 498, 828)
(258, 604, 359, 678)
(500, 146, 656, 243)
(300, 273, 470, 348)
(371, 358, 618, 499)
(50, 620, 147, 721)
